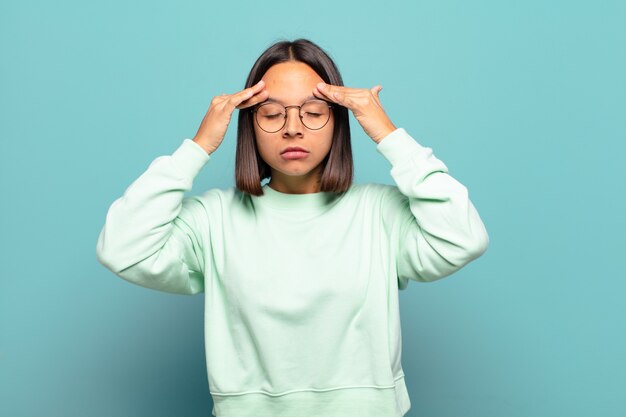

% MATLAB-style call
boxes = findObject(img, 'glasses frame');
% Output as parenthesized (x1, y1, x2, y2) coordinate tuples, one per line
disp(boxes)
(252, 99, 333, 133)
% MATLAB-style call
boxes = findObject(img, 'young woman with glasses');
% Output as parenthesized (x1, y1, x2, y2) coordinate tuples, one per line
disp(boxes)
(96, 38, 489, 417)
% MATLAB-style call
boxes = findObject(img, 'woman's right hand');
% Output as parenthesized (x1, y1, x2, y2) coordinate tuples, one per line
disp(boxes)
(192, 80, 268, 155)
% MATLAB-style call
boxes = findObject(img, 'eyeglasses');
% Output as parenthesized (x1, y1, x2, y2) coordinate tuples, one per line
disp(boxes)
(253, 99, 333, 133)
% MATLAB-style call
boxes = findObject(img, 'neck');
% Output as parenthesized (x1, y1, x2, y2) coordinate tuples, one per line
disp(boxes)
(269, 171, 322, 194)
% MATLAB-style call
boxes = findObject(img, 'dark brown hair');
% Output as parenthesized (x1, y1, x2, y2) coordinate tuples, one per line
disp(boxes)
(235, 38, 353, 196)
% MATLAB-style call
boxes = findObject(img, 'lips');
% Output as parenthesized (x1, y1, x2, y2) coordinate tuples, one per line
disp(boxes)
(281, 146, 309, 154)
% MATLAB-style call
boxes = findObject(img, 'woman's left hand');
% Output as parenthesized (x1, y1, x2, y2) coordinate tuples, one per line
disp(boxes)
(313, 82, 397, 144)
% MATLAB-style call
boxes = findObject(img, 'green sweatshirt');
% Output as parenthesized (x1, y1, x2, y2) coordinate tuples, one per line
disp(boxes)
(96, 127, 489, 417)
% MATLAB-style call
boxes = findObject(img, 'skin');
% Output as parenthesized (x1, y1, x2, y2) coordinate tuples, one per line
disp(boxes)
(192, 60, 397, 195)
(254, 62, 335, 194)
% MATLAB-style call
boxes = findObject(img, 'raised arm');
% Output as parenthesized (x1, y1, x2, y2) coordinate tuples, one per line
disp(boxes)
(96, 80, 269, 294)
(96, 139, 211, 295)
(377, 128, 489, 288)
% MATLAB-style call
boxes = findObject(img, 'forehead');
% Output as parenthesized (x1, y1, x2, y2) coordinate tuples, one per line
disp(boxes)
(261, 62, 323, 103)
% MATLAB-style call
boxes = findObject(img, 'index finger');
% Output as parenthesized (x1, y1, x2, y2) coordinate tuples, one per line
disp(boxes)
(317, 81, 355, 91)
(315, 82, 351, 101)
(243, 79, 265, 96)
(236, 87, 269, 110)
(230, 80, 266, 107)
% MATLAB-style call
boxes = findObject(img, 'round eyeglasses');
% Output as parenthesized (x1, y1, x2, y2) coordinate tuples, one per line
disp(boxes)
(253, 100, 333, 133)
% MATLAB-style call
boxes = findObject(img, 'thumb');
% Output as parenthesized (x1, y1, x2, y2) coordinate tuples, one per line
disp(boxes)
(371, 85, 383, 101)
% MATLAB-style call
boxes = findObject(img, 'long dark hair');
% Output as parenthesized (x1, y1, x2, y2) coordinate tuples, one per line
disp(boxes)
(235, 38, 353, 196)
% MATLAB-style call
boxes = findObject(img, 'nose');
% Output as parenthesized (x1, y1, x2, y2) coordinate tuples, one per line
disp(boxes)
(283, 107, 304, 137)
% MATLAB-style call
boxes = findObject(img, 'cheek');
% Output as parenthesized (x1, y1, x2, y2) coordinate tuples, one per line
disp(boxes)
(253, 132, 275, 161)
(323, 120, 335, 149)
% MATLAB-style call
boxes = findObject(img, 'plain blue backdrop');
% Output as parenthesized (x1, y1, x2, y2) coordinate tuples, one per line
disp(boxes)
(1, 0, 625, 416)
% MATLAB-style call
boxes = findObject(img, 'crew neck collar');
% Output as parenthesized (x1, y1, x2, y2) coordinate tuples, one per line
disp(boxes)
(253, 183, 343, 210)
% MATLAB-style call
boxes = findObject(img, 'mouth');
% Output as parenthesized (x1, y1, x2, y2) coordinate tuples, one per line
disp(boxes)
(281, 147, 309, 154)
(281, 147, 310, 160)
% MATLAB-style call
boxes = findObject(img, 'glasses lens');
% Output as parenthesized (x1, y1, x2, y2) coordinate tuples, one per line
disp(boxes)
(300, 100, 330, 130)
(256, 103, 286, 132)
(256, 100, 330, 132)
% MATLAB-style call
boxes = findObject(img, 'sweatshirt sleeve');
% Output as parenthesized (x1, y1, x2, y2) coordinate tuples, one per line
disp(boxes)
(95, 138, 212, 295)
(376, 128, 489, 288)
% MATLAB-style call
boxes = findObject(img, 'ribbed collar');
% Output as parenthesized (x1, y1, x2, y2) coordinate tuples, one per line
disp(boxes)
(252, 183, 344, 211)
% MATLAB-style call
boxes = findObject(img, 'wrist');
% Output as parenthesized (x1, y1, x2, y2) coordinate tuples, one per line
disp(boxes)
(372, 124, 397, 144)
(193, 138, 213, 155)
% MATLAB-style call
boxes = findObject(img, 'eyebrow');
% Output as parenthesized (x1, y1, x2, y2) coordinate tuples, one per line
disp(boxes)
(265, 95, 318, 105)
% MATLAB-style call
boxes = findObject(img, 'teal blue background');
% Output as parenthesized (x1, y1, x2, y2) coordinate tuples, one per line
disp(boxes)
(1, 0, 625, 416)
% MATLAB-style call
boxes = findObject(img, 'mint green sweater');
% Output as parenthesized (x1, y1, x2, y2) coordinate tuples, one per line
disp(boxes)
(96, 127, 488, 417)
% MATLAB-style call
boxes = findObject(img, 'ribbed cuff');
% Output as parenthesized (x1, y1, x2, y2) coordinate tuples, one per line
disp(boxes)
(170, 138, 211, 179)
(375, 127, 428, 166)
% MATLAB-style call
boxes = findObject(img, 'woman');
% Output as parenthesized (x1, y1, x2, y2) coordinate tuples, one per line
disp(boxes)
(96, 38, 489, 417)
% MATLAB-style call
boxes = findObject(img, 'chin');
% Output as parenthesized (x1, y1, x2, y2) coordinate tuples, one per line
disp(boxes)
(272, 163, 319, 177)
(278, 168, 314, 177)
